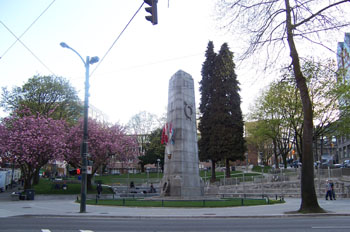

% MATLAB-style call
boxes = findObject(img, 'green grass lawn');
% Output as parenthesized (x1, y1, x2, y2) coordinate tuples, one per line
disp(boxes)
(33, 178, 112, 195)
(33, 170, 262, 194)
(251, 165, 272, 173)
(86, 198, 284, 207)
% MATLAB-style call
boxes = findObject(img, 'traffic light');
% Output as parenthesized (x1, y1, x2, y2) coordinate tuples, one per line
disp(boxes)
(69, 168, 81, 175)
(144, 0, 158, 25)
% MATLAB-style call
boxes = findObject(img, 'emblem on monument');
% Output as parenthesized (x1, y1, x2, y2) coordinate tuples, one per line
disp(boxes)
(184, 101, 193, 121)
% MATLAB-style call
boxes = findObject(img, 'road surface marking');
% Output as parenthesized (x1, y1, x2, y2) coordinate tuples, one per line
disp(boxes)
(312, 226, 350, 229)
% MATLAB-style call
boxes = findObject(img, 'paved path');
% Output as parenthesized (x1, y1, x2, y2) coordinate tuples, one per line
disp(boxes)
(0, 192, 349, 218)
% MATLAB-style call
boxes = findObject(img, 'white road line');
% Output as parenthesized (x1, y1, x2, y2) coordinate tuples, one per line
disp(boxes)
(41, 230, 94, 232)
(312, 226, 350, 229)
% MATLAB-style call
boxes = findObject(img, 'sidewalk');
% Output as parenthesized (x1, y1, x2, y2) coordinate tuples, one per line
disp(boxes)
(0, 192, 349, 218)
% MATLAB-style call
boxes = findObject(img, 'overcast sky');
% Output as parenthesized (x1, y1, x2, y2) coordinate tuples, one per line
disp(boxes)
(0, 0, 347, 125)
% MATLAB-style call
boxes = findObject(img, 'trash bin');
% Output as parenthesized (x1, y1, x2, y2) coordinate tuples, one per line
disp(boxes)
(25, 189, 35, 200)
(19, 193, 26, 200)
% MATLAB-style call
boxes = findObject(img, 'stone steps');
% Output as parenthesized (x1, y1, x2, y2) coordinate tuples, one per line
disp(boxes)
(205, 179, 350, 198)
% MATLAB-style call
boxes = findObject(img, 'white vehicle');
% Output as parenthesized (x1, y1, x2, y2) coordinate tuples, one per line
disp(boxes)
(0, 169, 18, 192)
(0, 170, 10, 192)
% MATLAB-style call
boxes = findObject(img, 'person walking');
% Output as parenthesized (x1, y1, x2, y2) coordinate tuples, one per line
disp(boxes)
(325, 180, 333, 200)
(330, 180, 336, 200)
(96, 183, 102, 198)
(149, 183, 156, 193)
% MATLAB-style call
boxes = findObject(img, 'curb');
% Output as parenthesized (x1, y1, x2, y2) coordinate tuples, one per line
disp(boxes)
(9, 213, 350, 219)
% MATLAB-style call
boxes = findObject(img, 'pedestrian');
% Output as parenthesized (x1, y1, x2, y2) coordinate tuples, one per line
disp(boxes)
(325, 180, 333, 200)
(62, 181, 67, 190)
(96, 183, 102, 198)
(149, 183, 156, 193)
(330, 180, 336, 200)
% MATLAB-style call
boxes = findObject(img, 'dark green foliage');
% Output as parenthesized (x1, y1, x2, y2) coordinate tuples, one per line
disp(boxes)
(198, 41, 216, 163)
(138, 128, 164, 170)
(1, 75, 82, 125)
(198, 42, 246, 180)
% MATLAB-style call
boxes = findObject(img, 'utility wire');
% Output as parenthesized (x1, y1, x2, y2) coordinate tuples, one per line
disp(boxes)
(90, 2, 145, 77)
(0, 21, 55, 75)
(89, 53, 203, 79)
(0, 0, 56, 60)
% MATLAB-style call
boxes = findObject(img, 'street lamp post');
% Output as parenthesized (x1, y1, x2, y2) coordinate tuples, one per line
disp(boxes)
(60, 42, 99, 213)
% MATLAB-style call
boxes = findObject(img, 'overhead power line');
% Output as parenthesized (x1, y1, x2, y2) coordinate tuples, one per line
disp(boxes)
(90, 2, 145, 77)
(0, 21, 55, 75)
(0, 0, 56, 60)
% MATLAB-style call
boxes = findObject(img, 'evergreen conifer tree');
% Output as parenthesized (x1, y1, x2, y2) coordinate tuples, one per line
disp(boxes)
(215, 43, 246, 177)
(199, 42, 246, 181)
(198, 41, 218, 181)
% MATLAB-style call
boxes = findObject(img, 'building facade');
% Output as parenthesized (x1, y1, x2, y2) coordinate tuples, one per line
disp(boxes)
(336, 32, 350, 164)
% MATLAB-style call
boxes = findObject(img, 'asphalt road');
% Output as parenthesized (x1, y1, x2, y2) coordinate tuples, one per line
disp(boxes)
(1, 216, 350, 232)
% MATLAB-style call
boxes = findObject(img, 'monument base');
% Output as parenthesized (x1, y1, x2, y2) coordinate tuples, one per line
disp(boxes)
(160, 175, 204, 198)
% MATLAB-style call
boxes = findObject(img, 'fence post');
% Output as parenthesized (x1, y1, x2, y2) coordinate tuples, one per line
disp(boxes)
(243, 172, 245, 197)
(261, 168, 264, 197)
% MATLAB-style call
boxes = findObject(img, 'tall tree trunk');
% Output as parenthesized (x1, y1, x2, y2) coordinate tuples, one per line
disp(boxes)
(21, 165, 33, 190)
(24, 178, 32, 190)
(285, 0, 323, 212)
(225, 158, 231, 178)
(210, 160, 216, 182)
(33, 168, 40, 185)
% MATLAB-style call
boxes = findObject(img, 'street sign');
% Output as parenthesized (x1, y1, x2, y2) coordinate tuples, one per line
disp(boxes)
(87, 166, 92, 174)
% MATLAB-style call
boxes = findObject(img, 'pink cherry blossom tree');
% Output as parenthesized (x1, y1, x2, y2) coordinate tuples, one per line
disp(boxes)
(0, 112, 68, 189)
(66, 118, 139, 189)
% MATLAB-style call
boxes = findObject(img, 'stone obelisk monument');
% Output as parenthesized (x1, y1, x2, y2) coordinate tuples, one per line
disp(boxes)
(160, 70, 203, 198)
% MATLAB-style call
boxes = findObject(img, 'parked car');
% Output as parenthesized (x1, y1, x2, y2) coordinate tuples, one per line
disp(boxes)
(291, 161, 302, 168)
(343, 160, 350, 168)
(332, 163, 342, 168)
